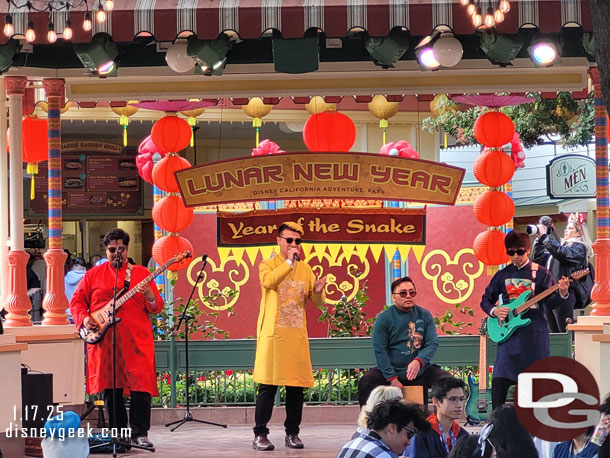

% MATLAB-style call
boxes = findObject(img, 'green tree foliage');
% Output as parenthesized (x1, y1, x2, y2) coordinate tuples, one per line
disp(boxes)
(422, 92, 594, 149)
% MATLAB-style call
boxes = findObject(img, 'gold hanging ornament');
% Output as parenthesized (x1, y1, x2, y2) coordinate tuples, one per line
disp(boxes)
(242, 97, 273, 147)
(38, 101, 72, 114)
(368, 95, 399, 145)
(180, 107, 207, 147)
(305, 96, 337, 115)
(111, 101, 139, 146)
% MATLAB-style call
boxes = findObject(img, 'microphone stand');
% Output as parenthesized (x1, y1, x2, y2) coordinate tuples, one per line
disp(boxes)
(165, 254, 228, 432)
(89, 248, 154, 455)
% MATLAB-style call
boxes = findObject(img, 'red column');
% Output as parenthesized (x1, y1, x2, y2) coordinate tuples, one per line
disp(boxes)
(41, 79, 69, 325)
(3, 76, 32, 327)
(589, 68, 610, 316)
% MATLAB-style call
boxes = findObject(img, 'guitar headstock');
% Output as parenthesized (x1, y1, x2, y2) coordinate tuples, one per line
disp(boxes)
(570, 269, 590, 281)
(479, 317, 488, 336)
(169, 250, 192, 265)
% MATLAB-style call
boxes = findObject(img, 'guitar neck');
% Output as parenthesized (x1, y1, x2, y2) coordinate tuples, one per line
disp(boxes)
(514, 281, 563, 315)
(113, 263, 170, 311)
(478, 334, 487, 391)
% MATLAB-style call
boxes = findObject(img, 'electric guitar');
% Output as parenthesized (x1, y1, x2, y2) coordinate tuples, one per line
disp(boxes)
(487, 269, 589, 343)
(78, 251, 191, 344)
(465, 318, 491, 424)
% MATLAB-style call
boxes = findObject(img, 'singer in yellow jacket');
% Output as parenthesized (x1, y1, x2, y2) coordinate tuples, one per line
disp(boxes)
(252, 221, 327, 451)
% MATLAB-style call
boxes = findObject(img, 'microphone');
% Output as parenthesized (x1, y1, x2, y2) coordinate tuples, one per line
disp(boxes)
(116, 246, 125, 254)
(293, 253, 300, 262)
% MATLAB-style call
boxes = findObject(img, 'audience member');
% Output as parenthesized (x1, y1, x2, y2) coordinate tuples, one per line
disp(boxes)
(593, 394, 610, 458)
(354, 386, 403, 439)
(552, 427, 598, 458)
(487, 405, 538, 458)
(64, 257, 87, 322)
(447, 428, 495, 458)
(411, 376, 469, 458)
(336, 399, 429, 458)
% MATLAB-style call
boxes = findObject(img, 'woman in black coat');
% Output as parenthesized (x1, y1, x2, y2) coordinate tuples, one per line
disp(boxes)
(531, 213, 592, 332)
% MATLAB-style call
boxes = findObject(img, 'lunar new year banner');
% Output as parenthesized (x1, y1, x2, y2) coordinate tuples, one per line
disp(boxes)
(176, 152, 465, 207)
(218, 208, 426, 246)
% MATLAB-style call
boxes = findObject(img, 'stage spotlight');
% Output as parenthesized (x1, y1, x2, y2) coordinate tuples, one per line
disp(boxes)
(187, 34, 233, 76)
(582, 32, 595, 59)
(0, 39, 19, 73)
(364, 29, 410, 68)
(529, 39, 560, 67)
(480, 30, 525, 66)
(74, 33, 119, 76)
(416, 46, 440, 69)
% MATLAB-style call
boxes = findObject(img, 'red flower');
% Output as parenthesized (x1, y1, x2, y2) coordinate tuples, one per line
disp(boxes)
(354, 368, 360, 374)
(198, 376, 207, 382)
(225, 370, 234, 377)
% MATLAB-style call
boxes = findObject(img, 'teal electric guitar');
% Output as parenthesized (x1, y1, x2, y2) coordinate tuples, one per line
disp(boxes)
(465, 318, 491, 424)
(488, 269, 589, 343)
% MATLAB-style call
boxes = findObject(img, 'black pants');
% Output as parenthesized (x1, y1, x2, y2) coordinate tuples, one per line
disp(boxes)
(357, 365, 451, 407)
(491, 377, 515, 411)
(253, 384, 304, 436)
(544, 293, 576, 333)
(103, 389, 151, 439)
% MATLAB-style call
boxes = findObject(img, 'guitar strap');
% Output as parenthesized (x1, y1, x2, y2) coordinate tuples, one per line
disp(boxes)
(531, 263, 539, 307)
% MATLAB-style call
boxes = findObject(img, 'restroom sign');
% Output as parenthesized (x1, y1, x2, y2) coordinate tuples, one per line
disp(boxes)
(546, 154, 596, 199)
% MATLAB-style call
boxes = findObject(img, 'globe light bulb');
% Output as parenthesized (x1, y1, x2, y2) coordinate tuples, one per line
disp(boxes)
(3, 14, 13, 37)
(494, 9, 505, 23)
(47, 22, 57, 43)
(25, 21, 35, 42)
(96, 5, 106, 23)
(83, 12, 92, 31)
(63, 20, 73, 40)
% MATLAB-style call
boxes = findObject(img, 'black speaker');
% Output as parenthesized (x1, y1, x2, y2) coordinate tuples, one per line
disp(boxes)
(21, 369, 53, 431)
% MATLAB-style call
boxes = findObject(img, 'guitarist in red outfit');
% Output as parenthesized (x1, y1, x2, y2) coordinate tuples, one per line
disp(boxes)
(69, 228, 163, 449)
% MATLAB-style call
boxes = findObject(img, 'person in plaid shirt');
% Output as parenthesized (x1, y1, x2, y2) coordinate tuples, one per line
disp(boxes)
(337, 399, 429, 458)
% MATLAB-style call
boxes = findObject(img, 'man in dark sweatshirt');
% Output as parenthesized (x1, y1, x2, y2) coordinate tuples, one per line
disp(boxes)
(409, 376, 469, 458)
(358, 275, 449, 407)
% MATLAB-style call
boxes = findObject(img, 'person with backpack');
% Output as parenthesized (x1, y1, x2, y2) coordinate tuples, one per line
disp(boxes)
(531, 213, 593, 332)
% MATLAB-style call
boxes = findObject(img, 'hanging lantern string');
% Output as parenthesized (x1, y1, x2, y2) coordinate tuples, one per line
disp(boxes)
(27, 163, 37, 200)
(120, 114, 129, 146)
(7, 0, 89, 13)
(187, 117, 196, 147)
(379, 119, 388, 144)
(253, 117, 262, 147)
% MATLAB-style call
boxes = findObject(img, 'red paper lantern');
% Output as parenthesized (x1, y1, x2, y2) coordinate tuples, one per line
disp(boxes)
(152, 155, 191, 193)
(152, 196, 194, 233)
(152, 234, 194, 271)
(473, 230, 510, 266)
(473, 149, 515, 187)
(473, 112, 515, 147)
(151, 115, 192, 153)
(473, 191, 515, 227)
(302, 111, 357, 152)
(22, 116, 49, 164)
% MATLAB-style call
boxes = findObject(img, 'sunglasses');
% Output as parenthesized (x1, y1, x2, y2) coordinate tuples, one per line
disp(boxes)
(397, 424, 417, 440)
(106, 246, 125, 254)
(393, 290, 417, 298)
(506, 249, 526, 256)
(279, 236, 302, 245)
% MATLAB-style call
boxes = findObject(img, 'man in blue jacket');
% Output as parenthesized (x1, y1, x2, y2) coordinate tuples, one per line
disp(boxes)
(410, 376, 469, 458)
(358, 276, 449, 407)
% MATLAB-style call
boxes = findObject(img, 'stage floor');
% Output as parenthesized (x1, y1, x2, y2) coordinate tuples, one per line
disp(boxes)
(121, 423, 357, 457)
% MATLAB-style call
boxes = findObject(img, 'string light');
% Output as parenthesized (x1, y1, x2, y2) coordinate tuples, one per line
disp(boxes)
(467, 1, 476, 16)
(105, 0, 114, 11)
(461, 0, 509, 27)
(47, 21, 56, 43)
(63, 19, 73, 40)
(83, 12, 92, 31)
(472, 8, 483, 27)
(25, 20, 35, 42)
(500, 0, 510, 12)
(3, 13, 13, 37)
(484, 7, 495, 28)
(459, 0, 469, 5)
(494, 9, 505, 23)
(96, 4, 106, 22)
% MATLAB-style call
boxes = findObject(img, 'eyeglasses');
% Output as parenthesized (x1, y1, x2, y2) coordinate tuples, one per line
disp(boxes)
(279, 236, 302, 245)
(473, 423, 494, 457)
(446, 396, 466, 404)
(506, 249, 526, 256)
(106, 246, 124, 254)
(393, 290, 417, 298)
(397, 424, 417, 439)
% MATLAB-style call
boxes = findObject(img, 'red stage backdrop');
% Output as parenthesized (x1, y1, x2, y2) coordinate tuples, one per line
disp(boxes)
(173, 194, 490, 339)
